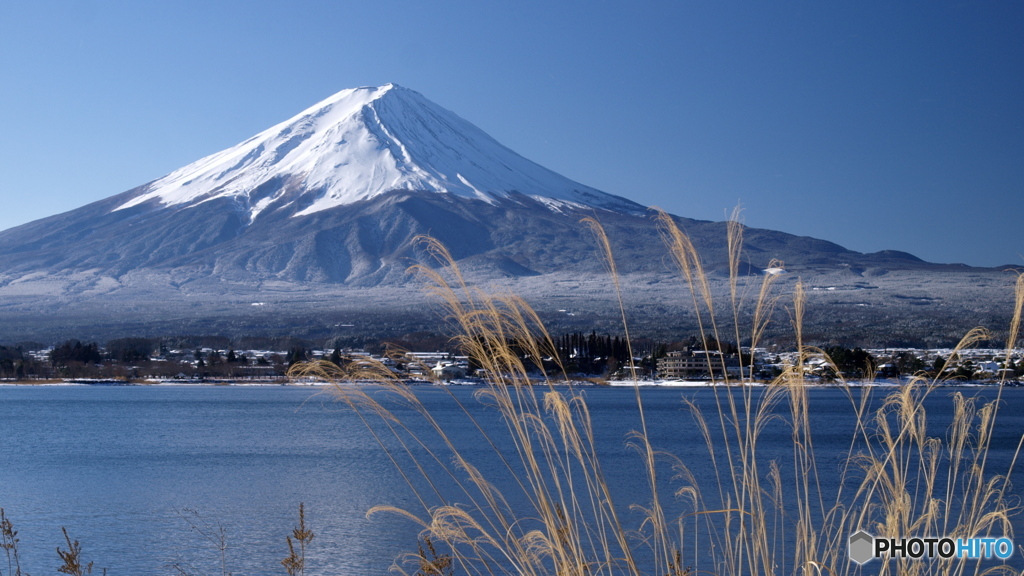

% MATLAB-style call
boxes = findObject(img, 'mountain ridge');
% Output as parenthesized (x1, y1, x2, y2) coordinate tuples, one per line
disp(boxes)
(0, 84, 1011, 344)
(0, 185, 943, 284)
(0, 82, 949, 282)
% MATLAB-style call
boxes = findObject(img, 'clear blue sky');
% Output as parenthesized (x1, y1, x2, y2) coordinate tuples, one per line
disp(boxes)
(1, 0, 1021, 266)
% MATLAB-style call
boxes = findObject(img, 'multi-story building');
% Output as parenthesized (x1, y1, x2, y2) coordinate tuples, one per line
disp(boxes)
(657, 350, 742, 380)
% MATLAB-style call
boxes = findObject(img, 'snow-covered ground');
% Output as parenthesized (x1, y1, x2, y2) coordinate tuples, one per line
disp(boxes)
(115, 84, 640, 220)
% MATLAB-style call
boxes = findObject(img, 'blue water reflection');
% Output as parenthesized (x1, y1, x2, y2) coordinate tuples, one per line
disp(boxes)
(0, 385, 1020, 574)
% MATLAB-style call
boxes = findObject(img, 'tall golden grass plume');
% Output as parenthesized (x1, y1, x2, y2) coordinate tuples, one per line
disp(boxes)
(290, 218, 1023, 575)
(655, 208, 800, 573)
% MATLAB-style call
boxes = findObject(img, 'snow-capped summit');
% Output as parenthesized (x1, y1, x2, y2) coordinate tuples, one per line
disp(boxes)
(0, 83, 953, 342)
(115, 83, 641, 219)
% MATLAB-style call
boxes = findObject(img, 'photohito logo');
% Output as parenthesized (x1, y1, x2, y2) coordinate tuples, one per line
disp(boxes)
(848, 530, 1014, 564)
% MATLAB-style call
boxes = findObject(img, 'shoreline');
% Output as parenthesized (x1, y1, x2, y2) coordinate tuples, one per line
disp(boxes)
(0, 378, 1017, 388)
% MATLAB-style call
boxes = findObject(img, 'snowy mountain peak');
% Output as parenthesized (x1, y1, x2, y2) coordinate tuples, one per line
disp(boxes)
(115, 84, 641, 219)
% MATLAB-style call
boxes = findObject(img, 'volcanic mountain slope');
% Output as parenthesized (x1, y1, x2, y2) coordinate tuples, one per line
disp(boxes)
(0, 84, 1012, 344)
(0, 84, 930, 286)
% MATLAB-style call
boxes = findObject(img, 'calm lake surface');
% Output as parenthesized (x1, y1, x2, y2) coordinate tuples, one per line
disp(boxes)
(1, 384, 1022, 574)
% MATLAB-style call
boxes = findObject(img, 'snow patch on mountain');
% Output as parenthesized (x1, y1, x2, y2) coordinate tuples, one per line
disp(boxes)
(115, 84, 639, 219)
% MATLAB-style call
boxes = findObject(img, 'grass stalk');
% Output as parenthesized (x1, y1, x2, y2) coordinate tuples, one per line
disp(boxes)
(292, 216, 1023, 576)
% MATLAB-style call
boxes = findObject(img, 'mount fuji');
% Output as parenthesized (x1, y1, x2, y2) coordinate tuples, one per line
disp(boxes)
(0, 84, 1012, 343)
(115, 84, 644, 220)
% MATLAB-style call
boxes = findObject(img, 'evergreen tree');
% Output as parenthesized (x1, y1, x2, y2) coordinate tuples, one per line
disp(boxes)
(51, 340, 102, 366)
(823, 346, 876, 379)
(287, 347, 307, 367)
(106, 337, 154, 363)
(207, 350, 223, 365)
(954, 360, 976, 381)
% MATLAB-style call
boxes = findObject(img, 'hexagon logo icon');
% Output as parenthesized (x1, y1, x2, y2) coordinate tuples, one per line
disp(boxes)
(849, 530, 875, 564)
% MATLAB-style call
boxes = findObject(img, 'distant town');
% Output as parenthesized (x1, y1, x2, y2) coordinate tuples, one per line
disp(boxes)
(1, 332, 1022, 385)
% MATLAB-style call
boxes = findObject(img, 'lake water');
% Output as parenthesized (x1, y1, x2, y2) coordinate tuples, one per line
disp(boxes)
(0, 384, 1022, 575)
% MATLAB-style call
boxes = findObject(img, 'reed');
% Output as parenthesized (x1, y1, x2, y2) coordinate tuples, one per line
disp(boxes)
(56, 527, 95, 576)
(0, 509, 24, 576)
(291, 213, 1024, 575)
(282, 502, 315, 576)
